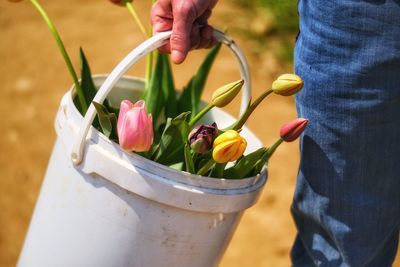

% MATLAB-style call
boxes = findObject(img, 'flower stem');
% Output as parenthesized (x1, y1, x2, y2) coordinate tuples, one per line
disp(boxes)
(197, 159, 215, 176)
(184, 143, 195, 174)
(230, 89, 273, 131)
(265, 137, 283, 159)
(124, 0, 153, 90)
(145, 30, 153, 89)
(125, 1, 149, 38)
(30, 0, 87, 113)
(189, 103, 214, 128)
(210, 163, 226, 178)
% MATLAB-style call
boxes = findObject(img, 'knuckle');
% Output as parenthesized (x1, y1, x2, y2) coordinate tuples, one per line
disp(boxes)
(170, 33, 185, 43)
(174, 2, 197, 19)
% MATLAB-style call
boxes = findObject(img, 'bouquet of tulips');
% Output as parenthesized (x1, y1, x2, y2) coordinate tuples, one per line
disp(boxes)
(9, 0, 308, 179)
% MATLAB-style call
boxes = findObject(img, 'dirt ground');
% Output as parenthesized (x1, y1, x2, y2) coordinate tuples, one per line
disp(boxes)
(1, 1, 399, 267)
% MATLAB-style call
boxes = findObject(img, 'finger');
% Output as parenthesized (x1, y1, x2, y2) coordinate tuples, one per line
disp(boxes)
(151, 1, 173, 32)
(151, 1, 174, 53)
(205, 38, 218, 49)
(196, 8, 212, 25)
(197, 25, 214, 49)
(190, 23, 201, 50)
(158, 42, 171, 54)
(170, 2, 197, 64)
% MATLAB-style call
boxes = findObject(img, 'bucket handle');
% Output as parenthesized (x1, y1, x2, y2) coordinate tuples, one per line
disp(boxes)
(71, 30, 251, 165)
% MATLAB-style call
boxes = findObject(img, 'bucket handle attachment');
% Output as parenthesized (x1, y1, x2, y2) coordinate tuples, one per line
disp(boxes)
(71, 30, 251, 165)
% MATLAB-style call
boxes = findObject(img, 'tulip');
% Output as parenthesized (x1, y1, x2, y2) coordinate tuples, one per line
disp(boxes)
(211, 80, 244, 108)
(189, 80, 244, 128)
(272, 74, 303, 96)
(188, 123, 218, 154)
(212, 130, 247, 163)
(280, 118, 308, 142)
(109, 0, 133, 6)
(7, 0, 24, 2)
(117, 100, 153, 152)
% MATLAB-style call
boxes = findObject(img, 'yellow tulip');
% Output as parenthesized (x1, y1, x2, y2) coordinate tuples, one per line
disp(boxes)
(272, 74, 303, 96)
(212, 130, 247, 163)
(211, 80, 244, 108)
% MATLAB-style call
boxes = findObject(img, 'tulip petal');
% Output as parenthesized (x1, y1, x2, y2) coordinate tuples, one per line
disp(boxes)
(213, 130, 239, 148)
(133, 100, 146, 109)
(280, 118, 308, 142)
(117, 100, 134, 135)
(213, 140, 240, 163)
(272, 74, 303, 96)
(230, 138, 247, 161)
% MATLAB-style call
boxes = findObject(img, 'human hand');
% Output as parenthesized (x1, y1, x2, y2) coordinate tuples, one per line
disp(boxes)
(151, 0, 218, 64)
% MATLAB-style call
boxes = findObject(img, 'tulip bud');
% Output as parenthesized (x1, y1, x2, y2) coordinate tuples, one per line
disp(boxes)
(211, 80, 244, 108)
(109, 0, 133, 6)
(188, 123, 218, 154)
(212, 130, 247, 163)
(117, 100, 154, 152)
(272, 74, 303, 96)
(280, 118, 308, 142)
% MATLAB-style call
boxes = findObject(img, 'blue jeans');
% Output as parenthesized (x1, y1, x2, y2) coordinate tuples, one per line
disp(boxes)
(293, 0, 400, 266)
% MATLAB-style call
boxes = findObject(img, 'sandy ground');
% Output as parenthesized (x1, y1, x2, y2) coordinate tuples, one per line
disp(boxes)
(0, 1, 399, 267)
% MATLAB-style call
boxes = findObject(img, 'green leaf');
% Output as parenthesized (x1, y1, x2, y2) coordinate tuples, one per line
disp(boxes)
(173, 111, 191, 141)
(251, 151, 270, 176)
(79, 48, 104, 130)
(80, 48, 97, 107)
(152, 112, 190, 165)
(169, 162, 184, 171)
(177, 43, 222, 116)
(160, 54, 178, 118)
(177, 78, 193, 115)
(92, 102, 118, 141)
(224, 148, 267, 179)
(145, 51, 166, 126)
(184, 143, 195, 174)
(191, 42, 222, 115)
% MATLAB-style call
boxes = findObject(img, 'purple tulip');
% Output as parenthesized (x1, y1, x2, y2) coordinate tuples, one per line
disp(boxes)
(109, 0, 133, 6)
(188, 123, 218, 154)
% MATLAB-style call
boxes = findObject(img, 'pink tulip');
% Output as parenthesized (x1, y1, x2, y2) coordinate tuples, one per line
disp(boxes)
(117, 100, 153, 152)
(280, 118, 308, 142)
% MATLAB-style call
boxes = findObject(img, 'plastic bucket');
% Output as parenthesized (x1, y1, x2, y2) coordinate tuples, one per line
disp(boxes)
(18, 31, 267, 267)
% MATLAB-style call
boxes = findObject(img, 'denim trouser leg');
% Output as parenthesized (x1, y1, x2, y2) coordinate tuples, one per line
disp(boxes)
(292, 1, 400, 266)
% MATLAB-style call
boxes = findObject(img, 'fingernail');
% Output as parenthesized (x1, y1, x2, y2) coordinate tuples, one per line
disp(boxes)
(171, 50, 185, 64)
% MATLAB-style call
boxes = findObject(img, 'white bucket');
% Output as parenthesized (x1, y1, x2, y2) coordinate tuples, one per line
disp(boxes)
(18, 31, 267, 267)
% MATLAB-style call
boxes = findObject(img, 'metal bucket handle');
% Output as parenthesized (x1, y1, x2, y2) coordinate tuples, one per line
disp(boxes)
(71, 30, 251, 165)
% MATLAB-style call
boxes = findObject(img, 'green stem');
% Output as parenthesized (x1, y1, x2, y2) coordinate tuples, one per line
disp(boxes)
(30, 0, 87, 113)
(265, 138, 284, 158)
(230, 89, 273, 131)
(197, 159, 215, 176)
(189, 103, 214, 128)
(125, 1, 149, 38)
(210, 163, 226, 178)
(125, 0, 153, 91)
(184, 143, 195, 174)
(145, 44, 153, 90)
